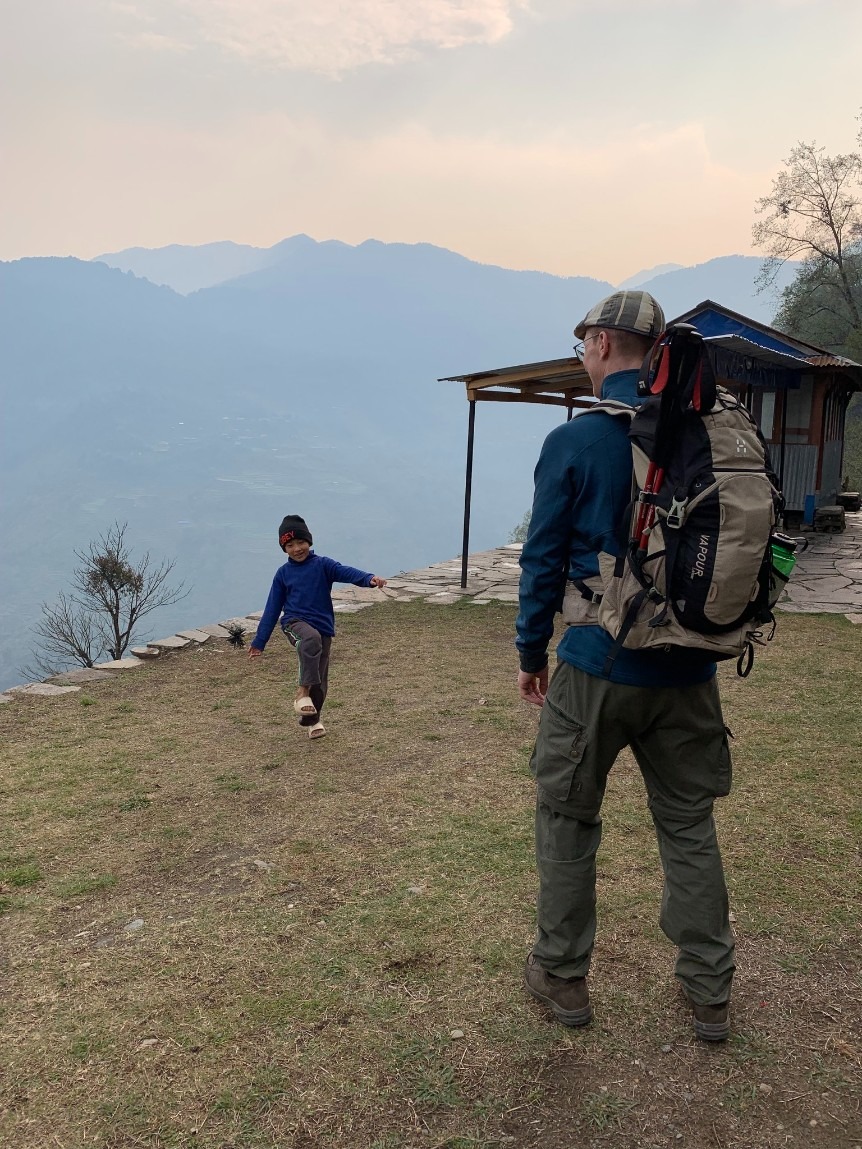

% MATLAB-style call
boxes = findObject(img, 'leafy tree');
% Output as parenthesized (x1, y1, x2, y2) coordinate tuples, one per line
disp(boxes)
(754, 114, 862, 357)
(28, 522, 188, 677)
(755, 115, 862, 489)
(775, 259, 862, 360)
(509, 509, 532, 544)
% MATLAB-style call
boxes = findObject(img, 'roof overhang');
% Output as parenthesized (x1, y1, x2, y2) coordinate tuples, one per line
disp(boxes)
(439, 356, 594, 407)
(702, 333, 815, 369)
(703, 334, 862, 390)
(441, 337, 862, 405)
(677, 300, 862, 389)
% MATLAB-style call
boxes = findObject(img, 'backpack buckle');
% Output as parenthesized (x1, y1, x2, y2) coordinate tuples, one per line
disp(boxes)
(665, 494, 688, 529)
(571, 579, 603, 606)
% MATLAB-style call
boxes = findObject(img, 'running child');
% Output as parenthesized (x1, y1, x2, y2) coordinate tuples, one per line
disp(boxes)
(248, 515, 387, 739)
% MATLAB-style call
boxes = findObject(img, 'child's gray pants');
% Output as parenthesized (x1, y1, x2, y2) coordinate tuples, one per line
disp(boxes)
(282, 619, 332, 725)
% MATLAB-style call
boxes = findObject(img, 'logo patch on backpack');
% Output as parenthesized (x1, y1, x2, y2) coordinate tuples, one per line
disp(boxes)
(690, 534, 711, 580)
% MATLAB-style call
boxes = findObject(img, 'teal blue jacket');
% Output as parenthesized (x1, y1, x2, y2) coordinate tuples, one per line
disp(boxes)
(515, 369, 716, 687)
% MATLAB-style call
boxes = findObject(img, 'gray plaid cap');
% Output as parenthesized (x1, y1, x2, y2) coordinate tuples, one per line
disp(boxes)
(574, 290, 665, 340)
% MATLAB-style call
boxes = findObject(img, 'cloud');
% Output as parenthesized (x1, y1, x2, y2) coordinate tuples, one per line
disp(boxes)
(121, 0, 525, 74)
(133, 30, 193, 54)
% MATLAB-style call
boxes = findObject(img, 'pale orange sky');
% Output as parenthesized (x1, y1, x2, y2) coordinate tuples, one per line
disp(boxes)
(1, 0, 860, 282)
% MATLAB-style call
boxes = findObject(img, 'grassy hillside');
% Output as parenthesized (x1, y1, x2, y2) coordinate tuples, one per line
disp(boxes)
(1, 602, 860, 1148)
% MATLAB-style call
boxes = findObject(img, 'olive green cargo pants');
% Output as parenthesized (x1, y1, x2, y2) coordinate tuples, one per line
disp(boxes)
(530, 661, 735, 1006)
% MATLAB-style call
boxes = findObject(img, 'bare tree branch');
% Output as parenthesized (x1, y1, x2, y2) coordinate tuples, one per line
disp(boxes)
(27, 523, 189, 673)
(23, 594, 105, 678)
(754, 123, 862, 353)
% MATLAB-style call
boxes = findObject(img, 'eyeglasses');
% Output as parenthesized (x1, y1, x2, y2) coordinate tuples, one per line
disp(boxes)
(573, 333, 601, 362)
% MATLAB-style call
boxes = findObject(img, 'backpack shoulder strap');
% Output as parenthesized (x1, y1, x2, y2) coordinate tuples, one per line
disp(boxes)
(567, 400, 639, 611)
(580, 399, 637, 421)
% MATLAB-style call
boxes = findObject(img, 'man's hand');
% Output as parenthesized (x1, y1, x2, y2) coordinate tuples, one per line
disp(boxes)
(248, 647, 263, 661)
(370, 575, 387, 587)
(518, 667, 548, 706)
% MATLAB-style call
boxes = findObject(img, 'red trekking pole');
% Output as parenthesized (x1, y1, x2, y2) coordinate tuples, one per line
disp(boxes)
(632, 326, 710, 558)
(633, 332, 672, 553)
(635, 463, 664, 553)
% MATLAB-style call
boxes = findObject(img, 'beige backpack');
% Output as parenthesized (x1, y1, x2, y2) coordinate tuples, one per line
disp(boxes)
(564, 325, 783, 676)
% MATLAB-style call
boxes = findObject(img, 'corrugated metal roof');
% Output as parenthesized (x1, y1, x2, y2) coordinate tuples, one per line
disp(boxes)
(703, 333, 862, 387)
(679, 299, 862, 378)
(675, 299, 828, 357)
(703, 334, 809, 369)
(802, 353, 860, 368)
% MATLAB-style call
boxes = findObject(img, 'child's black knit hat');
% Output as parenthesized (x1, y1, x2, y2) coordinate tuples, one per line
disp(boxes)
(278, 515, 313, 549)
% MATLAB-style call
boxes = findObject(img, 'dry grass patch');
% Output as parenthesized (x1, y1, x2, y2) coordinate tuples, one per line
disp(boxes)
(0, 602, 859, 1148)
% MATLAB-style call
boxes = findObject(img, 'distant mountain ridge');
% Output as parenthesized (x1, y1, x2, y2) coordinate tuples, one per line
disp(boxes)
(94, 235, 351, 295)
(2, 237, 797, 690)
(617, 262, 684, 289)
(94, 237, 796, 326)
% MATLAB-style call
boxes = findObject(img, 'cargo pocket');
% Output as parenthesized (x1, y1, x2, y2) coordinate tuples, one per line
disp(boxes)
(530, 699, 589, 803)
(713, 729, 732, 797)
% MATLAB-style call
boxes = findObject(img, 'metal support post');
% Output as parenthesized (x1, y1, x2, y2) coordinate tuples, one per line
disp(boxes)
(461, 400, 476, 588)
(779, 386, 789, 491)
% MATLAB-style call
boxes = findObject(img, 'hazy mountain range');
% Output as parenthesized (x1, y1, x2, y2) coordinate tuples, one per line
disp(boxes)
(0, 236, 796, 690)
(95, 237, 788, 320)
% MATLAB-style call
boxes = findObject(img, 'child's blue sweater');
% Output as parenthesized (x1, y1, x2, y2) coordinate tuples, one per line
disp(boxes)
(251, 552, 374, 647)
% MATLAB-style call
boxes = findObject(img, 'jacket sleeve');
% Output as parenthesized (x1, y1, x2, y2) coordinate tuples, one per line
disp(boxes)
(324, 557, 375, 587)
(251, 572, 287, 650)
(515, 424, 576, 673)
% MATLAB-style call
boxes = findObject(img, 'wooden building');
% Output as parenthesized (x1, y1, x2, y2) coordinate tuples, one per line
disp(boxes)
(676, 301, 862, 521)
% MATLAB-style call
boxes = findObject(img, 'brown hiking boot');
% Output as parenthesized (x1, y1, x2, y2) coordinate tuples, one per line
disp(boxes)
(524, 953, 592, 1027)
(689, 998, 730, 1042)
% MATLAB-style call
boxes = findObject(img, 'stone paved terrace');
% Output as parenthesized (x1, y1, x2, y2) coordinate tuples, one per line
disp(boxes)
(1, 515, 859, 702)
(774, 510, 862, 617)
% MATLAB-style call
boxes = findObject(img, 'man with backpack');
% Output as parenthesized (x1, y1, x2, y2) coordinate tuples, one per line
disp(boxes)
(516, 290, 736, 1042)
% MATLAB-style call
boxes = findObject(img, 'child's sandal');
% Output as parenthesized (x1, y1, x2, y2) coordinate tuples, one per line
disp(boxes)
(293, 696, 317, 716)
(308, 723, 326, 740)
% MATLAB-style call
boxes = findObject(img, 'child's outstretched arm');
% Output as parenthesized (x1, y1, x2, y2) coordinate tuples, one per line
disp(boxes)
(325, 558, 386, 588)
(248, 572, 287, 659)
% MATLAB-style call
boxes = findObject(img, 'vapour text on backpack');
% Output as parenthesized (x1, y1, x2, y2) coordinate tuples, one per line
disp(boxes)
(564, 325, 783, 676)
